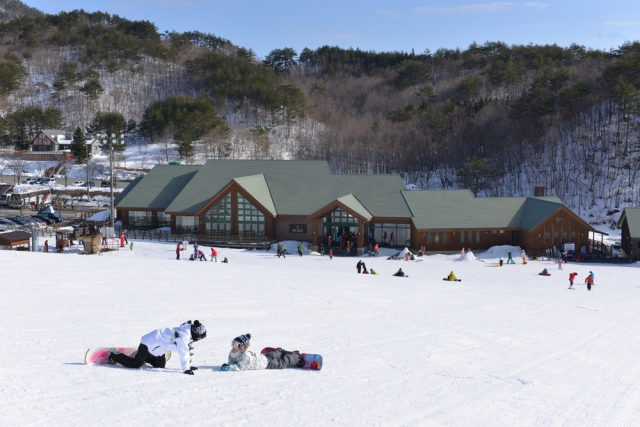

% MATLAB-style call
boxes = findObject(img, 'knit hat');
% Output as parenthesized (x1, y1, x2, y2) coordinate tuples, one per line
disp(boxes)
(232, 333, 251, 348)
(191, 320, 207, 341)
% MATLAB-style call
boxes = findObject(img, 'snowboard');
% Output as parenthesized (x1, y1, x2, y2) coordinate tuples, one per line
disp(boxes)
(261, 347, 323, 371)
(84, 347, 171, 365)
(442, 278, 462, 282)
(393, 274, 409, 278)
(539, 273, 551, 276)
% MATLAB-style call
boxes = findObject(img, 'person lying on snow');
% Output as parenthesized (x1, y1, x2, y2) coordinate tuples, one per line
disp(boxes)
(108, 320, 206, 375)
(221, 334, 304, 371)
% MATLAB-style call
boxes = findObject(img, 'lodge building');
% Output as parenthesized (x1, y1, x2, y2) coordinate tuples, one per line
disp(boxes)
(115, 160, 598, 254)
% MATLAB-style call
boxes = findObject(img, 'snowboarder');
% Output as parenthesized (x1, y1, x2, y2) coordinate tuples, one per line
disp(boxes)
(357, 260, 364, 274)
(221, 334, 304, 371)
(569, 272, 578, 288)
(507, 252, 515, 264)
(370, 268, 379, 275)
(499, 256, 504, 266)
(541, 268, 549, 275)
(447, 271, 457, 281)
(585, 275, 594, 291)
(222, 257, 228, 263)
(210, 247, 218, 262)
(298, 243, 304, 257)
(393, 268, 405, 277)
(108, 320, 206, 375)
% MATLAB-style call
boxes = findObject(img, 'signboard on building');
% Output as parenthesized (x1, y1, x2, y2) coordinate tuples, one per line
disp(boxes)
(289, 224, 307, 233)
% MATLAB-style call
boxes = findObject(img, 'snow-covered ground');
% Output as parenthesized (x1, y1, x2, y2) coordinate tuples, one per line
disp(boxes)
(2, 241, 640, 426)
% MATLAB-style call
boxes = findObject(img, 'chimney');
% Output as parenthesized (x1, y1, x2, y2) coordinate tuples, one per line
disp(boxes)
(534, 186, 545, 197)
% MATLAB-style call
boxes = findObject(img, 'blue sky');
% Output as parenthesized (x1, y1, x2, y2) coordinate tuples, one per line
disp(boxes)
(26, 1, 640, 58)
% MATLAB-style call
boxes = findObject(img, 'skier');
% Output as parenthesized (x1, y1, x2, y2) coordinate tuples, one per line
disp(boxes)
(210, 247, 218, 262)
(357, 260, 364, 274)
(447, 271, 457, 281)
(585, 275, 594, 291)
(277, 243, 286, 258)
(221, 334, 304, 371)
(589, 271, 595, 280)
(569, 272, 578, 288)
(108, 320, 206, 375)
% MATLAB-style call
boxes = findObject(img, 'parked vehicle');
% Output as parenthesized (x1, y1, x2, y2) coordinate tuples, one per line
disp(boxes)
(612, 241, 622, 257)
(36, 206, 63, 224)
(41, 178, 57, 185)
(23, 218, 47, 228)
(71, 181, 84, 187)
(0, 219, 16, 230)
(6, 217, 28, 226)
(81, 181, 96, 187)
(22, 178, 37, 185)
(101, 181, 112, 188)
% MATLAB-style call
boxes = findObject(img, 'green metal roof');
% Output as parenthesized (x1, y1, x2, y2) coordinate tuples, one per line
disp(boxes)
(162, 160, 412, 217)
(404, 189, 564, 230)
(336, 194, 372, 220)
(619, 208, 640, 238)
(115, 165, 200, 209)
(234, 174, 277, 216)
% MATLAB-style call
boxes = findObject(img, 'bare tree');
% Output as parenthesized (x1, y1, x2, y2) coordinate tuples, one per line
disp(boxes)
(7, 155, 31, 184)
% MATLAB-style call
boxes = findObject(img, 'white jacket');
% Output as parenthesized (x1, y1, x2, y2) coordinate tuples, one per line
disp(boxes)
(141, 323, 193, 371)
(228, 349, 268, 371)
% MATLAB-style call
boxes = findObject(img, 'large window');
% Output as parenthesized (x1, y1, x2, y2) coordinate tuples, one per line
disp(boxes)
(205, 194, 232, 236)
(371, 223, 411, 246)
(158, 212, 171, 227)
(237, 195, 265, 237)
(176, 216, 197, 232)
(128, 210, 152, 227)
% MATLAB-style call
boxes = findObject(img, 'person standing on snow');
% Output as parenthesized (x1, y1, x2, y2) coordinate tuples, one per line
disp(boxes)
(585, 275, 594, 291)
(298, 243, 304, 257)
(109, 320, 207, 375)
(507, 251, 515, 264)
(193, 242, 199, 258)
(210, 247, 218, 262)
(357, 260, 364, 274)
(176, 243, 183, 260)
(569, 272, 578, 288)
(558, 258, 563, 270)
(221, 334, 304, 371)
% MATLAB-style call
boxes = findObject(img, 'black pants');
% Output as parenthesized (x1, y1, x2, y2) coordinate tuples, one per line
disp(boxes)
(264, 348, 301, 369)
(112, 344, 166, 369)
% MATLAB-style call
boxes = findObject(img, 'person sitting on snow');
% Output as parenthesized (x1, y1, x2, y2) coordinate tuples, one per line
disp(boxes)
(222, 257, 228, 263)
(221, 334, 304, 371)
(370, 268, 379, 275)
(541, 268, 549, 275)
(447, 271, 457, 281)
(393, 268, 405, 277)
(108, 320, 206, 375)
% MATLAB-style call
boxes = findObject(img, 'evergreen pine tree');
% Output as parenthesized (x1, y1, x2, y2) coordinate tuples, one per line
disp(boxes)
(71, 126, 88, 163)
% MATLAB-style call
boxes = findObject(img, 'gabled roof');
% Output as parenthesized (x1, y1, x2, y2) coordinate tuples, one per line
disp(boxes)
(0, 230, 31, 245)
(618, 208, 640, 238)
(161, 160, 412, 217)
(336, 194, 372, 220)
(234, 174, 276, 216)
(115, 165, 200, 209)
(403, 189, 566, 230)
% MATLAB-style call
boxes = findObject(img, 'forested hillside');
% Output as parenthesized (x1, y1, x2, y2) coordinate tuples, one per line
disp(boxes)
(0, 8, 639, 223)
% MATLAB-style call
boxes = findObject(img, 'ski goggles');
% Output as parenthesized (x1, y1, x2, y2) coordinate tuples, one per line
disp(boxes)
(231, 342, 240, 348)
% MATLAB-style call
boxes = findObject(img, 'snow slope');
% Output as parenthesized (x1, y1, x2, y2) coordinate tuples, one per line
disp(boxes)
(2, 242, 640, 426)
